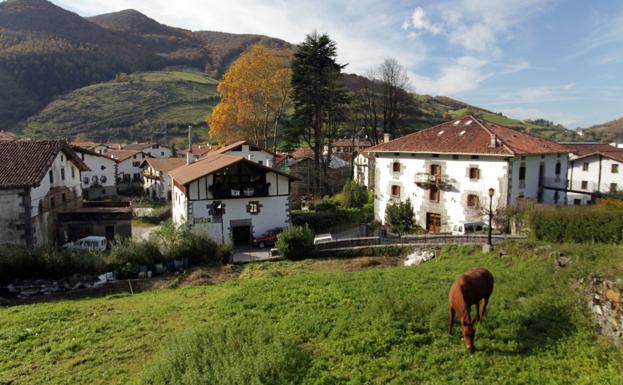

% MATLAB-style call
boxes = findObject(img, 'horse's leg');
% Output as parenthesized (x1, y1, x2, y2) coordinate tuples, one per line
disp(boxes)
(478, 297, 489, 324)
(448, 308, 455, 334)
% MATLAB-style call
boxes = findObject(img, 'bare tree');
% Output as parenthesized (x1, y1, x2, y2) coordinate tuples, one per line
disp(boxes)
(380, 58, 411, 136)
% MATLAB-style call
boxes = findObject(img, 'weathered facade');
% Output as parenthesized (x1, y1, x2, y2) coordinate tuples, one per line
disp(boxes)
(368, 116, 570, 233)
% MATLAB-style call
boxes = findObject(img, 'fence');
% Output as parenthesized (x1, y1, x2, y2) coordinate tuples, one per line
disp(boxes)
(315, 234, 526, 252)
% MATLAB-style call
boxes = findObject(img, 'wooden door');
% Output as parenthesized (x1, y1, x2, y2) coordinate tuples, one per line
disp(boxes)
(426, 213, 442, 233)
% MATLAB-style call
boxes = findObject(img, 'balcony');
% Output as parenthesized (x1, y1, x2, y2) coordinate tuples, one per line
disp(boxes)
(210, 183, 271, 199)
(415, 173, 451, 187)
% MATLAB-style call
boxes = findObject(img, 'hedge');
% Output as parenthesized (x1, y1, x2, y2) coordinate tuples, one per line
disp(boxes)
(529, 206, 623, 244)
(291, 205, 373, 232)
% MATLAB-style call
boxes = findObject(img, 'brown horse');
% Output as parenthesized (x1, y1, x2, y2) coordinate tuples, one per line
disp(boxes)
(448, 268, 494, 352)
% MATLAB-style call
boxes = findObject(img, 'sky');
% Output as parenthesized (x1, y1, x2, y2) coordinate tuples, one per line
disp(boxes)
(52, 0, 623, 128)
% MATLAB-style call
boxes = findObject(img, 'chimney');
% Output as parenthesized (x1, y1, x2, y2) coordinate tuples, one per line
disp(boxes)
(186, 125, 193, 165)
(384, 133, 391, 143)
(489, 134, 497, 148)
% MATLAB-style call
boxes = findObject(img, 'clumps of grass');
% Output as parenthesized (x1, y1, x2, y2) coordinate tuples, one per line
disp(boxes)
(140, 323, 310, 385)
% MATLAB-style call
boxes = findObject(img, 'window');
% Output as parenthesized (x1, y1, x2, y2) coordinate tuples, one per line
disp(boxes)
(71, 166, 75, 179)
(610, 183, 618, 193)
(555, 161, 561, 175)
(574, 199, 581, 205)
(432, 154, 439, 158)
(519, 164, 526, 181)
(62, 193, 66, 203)
(83, 177, 89, 185)
(49, 170, 54, 183)
(429, 186, 440, 202)
(467, 194, 479, 208)
(430, 164, 441, 176)
(101, 165, 106, 170)
(581, 180, 588, 190)
(471, 155, 479, 160)
(612, 164, 619, 174)
(61, 155, 64, 162)
(247, 201, 260, 215)
(452, 155, 459, 160)
(50, 197, 55, 209)
(133, 161, 140, 167)
(469, 167, 480, 180)
(61, 168, 65, 181)
(582, 162, 589, 171)
(554, 191, 559, 204)
(392, 162, 401, 172)
(391, 185, 401, 197)
(161, 152, 164, 156)
(133, 155, 137, 159)
(133, 173, 141, 182)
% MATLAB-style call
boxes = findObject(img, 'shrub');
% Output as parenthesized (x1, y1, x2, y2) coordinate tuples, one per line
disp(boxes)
(340, 180, 368, 208)
(276, 226, 315, 260)
(385, 198, 415, 236)
(107, 238, 164, 273)
(140, 323, 309, 385)
(217, 243, 234, 265)
(171, 233, 219, 265)
(291, 208, 362, 232)
(529, 206, 623, 243)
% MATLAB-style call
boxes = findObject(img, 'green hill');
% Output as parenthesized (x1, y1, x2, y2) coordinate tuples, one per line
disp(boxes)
(579, 117, 623, 142)
(0, 0, 288, 130)
(23, 70, 219, 142)
(0, 242, 621, 384)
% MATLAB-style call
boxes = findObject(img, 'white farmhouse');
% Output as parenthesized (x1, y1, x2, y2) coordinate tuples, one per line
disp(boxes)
(71, 142, 111, 155)
(123, 143, 173, 158)
(141, 157, 187, 200)
(169, 152, 296, 245)
(72, 145, 118, 199)
(107, 149, 150, 188)
(564, 143, 623, 204)
(367, 116, 570, 233)
(0, 140, 88, 246)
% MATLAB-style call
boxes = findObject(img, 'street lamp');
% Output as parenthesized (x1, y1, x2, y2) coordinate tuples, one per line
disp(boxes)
(488, 188, 495, 247)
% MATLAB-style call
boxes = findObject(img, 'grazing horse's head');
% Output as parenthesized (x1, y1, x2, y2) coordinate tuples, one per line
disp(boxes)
(461, 319, 475, 352)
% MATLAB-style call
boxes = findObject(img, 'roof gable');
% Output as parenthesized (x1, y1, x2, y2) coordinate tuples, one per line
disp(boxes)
(0, 140, 88, 189)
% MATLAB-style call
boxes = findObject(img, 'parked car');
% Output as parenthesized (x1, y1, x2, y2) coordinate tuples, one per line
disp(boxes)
(313, 233, 334, 245)
(253, 228, 283, 249)
(451, 222, 488, 236)
(62, 236, 108, 252)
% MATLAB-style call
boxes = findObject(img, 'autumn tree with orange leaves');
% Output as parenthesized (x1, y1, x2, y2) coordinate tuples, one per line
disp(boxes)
(207, 44, 292, 152)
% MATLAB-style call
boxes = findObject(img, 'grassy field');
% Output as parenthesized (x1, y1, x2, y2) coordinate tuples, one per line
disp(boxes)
(1, 242, 622, 384)
(23, 70, 219, 142)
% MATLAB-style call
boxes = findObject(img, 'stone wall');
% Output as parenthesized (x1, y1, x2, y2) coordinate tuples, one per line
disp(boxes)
(587, 277, 622, 342)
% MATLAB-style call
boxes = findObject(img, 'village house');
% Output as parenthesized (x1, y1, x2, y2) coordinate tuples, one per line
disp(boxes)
(72, 146, 118, 200)
(366, 116, 570, 233)
(283, 147, 351, 200)
(140, 157, 187, 200)
(122, 143, 173, 158)
(71, 142, 111, 155)
(332, 137, 373, 154)
(178, 143, 212, 162)
(169, 152, 296, 246)
(107, 149, 150, 189)
(0, 140, 88, 246)
(564, 143, 623, 204)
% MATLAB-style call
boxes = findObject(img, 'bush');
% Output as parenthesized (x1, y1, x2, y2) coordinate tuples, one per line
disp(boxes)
(385, 198, 415, 236)
(276, 226, 315, 260)
(140, 323, 309, 385)
(107, 238, 164, 274)
(291, 208, 363, 232)
(529, 206, 623, 243)
(0, 247, 108, 284)
(340, 180, 368, 208)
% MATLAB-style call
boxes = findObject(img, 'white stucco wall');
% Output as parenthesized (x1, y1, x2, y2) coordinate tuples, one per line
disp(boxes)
(224, 145, 275, 167)
(141, 145, 173, 159)
(567, 155, 623, 204)
(0, 189, 24, 245)
(76, 150, 117, 190)
(507, 154, 568, 204)
(373, 153, 509, 232)
(117, 153, 148, 183)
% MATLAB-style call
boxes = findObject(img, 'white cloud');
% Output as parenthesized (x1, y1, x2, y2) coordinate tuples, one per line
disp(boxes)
(410, 7, 442, 35)
(497, 107, 578, 127)
(502, 61, 530, 74)
(409, 56, 491, 95)
(54, 0, 426, 74)
(501, 83, 576, 103)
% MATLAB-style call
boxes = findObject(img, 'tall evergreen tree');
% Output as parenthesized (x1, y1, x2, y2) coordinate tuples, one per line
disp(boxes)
(291, 32, 349, 195)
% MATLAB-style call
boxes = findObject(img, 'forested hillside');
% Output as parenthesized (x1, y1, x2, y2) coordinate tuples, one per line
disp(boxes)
(0, 0, 287, 130)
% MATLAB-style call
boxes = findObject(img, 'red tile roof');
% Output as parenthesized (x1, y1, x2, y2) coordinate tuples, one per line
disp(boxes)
(565, 143, 623, 163)
(140, 157, 187, 172)
(291, 147, 314, 160)
(0, 140, 89, 189)
(367, 116, 570, 156)
(0, 131, 17, 141)
(169, 153, 297, 186)
(106, 149, 148, 162)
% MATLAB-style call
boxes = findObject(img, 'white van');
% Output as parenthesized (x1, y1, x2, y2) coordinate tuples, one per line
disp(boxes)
(313, 233, 334, 245)
(452, 222, 488, 236)
(62, 236, 108, 252)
